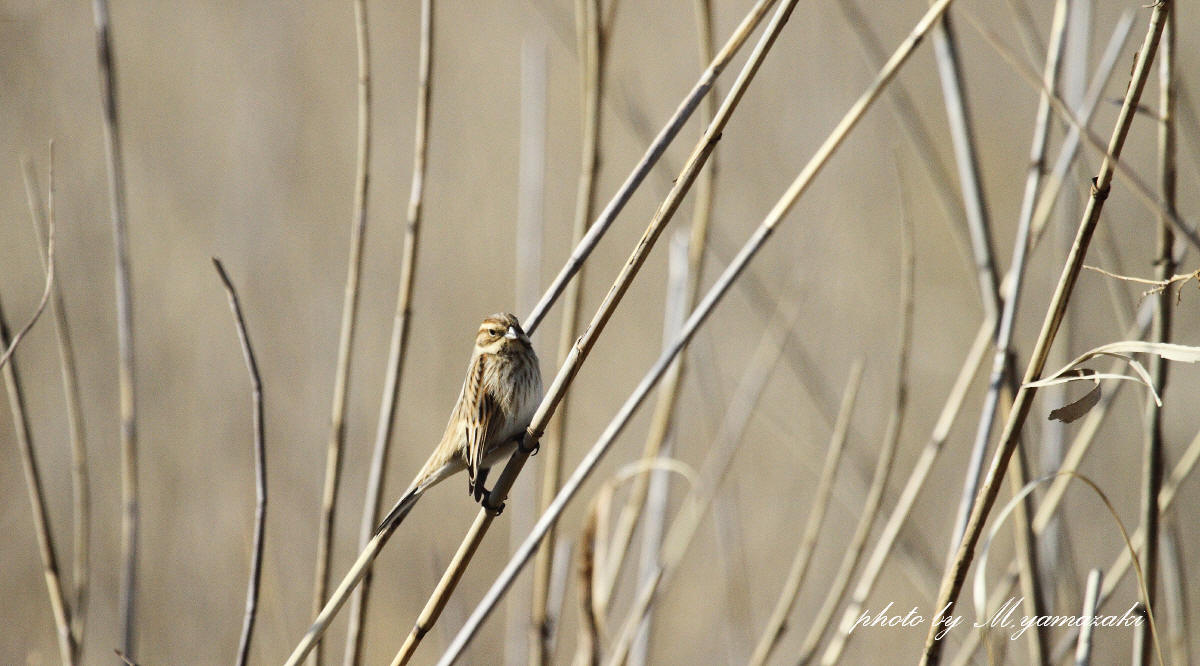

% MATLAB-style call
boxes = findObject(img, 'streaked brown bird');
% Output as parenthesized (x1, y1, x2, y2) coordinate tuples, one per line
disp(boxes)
(376, 313, 542, 535)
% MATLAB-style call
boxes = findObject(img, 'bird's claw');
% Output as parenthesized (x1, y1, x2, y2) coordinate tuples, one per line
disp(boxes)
(520, 437, 540, 456)
(483, 494, 505, 516)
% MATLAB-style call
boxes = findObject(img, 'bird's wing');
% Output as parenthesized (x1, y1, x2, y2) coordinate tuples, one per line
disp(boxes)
(463, 354, 499, 495)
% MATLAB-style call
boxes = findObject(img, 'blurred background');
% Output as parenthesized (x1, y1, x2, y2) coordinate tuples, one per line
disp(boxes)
(2, 1, 1199, 663)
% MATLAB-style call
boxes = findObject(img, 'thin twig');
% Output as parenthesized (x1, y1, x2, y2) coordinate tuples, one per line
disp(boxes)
(921, 5, 1171, 662)
(342, 1, 432, 662)
(439, 2, 958, 660)
(311, 2, 371, 663)
(22, 144, 89, 659)
(1, 257, 74, 666)
(748, 360, 864, 665)
(90, 0, 139, 655)
(0, 179, 54, 372)
(796, 198, 914, 664)
(284, 4, 780, 663)
(211, 259, 267, 666)
(533, 1, 603, 661)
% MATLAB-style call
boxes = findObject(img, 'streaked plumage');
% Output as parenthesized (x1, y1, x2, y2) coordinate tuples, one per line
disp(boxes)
(376, 313, 542, 534)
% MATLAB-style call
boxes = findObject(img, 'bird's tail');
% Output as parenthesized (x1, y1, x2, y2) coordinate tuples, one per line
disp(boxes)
(375, 485, 422, 536)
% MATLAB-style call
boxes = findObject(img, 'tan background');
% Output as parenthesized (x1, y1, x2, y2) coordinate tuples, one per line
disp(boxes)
(2, 1, 1198, 663)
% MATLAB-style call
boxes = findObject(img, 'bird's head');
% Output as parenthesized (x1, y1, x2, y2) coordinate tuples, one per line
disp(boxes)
(475, 312, 532, 355)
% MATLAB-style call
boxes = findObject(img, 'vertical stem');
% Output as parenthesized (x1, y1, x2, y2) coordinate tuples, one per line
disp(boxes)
(311, 2, 371, 663)
(212, 260, 267, 666)
(1134, 8, 1174, 664)
(90, 1, 139, 659)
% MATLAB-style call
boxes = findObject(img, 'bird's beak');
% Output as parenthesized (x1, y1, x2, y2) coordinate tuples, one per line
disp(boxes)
(506, 326, 529, 344)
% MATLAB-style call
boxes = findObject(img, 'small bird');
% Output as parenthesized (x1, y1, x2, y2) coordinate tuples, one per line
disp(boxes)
(376, 313, 543, 535)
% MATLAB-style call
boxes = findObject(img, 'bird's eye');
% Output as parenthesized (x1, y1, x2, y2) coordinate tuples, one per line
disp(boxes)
(489, 329, 501, 337)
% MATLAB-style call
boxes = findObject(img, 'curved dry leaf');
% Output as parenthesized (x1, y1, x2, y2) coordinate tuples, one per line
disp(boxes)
(1024, 340, 1200, 413)
(1047, 383, 1102, 423)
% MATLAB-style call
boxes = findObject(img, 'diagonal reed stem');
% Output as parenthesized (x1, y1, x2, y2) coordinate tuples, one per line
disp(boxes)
(91, 1, 140, 655)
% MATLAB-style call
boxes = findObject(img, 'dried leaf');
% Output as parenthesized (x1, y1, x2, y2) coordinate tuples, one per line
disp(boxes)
(1047, 383, 1103, 423)
(1024, 340, 1200, 409)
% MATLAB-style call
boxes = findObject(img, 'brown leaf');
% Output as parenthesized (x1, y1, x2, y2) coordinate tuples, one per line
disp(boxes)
(1048, 384, 1103, 423)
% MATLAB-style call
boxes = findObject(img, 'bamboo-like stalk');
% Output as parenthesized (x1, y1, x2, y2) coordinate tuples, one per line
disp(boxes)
(1074, 569, 1102, 666)
(746, 359, 863, 665)
(284, 5, 780, 663)
(1133, 11, 1174, 666)
(949, 308, 1156, 666)
(438, 2, 958, 661)
(920, 5, 1171, 662)
(596, 0, 719, 633)
(311, 2, 371, 663)
(21, 146, 89, 659)
(532, 2, 603, 662)
(1, 266, 74, 666)
(796, 206, 914, 665)
(90, 2, 139, 655)
(211, 259, 267, 666)
(342, 2, 432, 663)
(1039, 0, 1091, 615)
